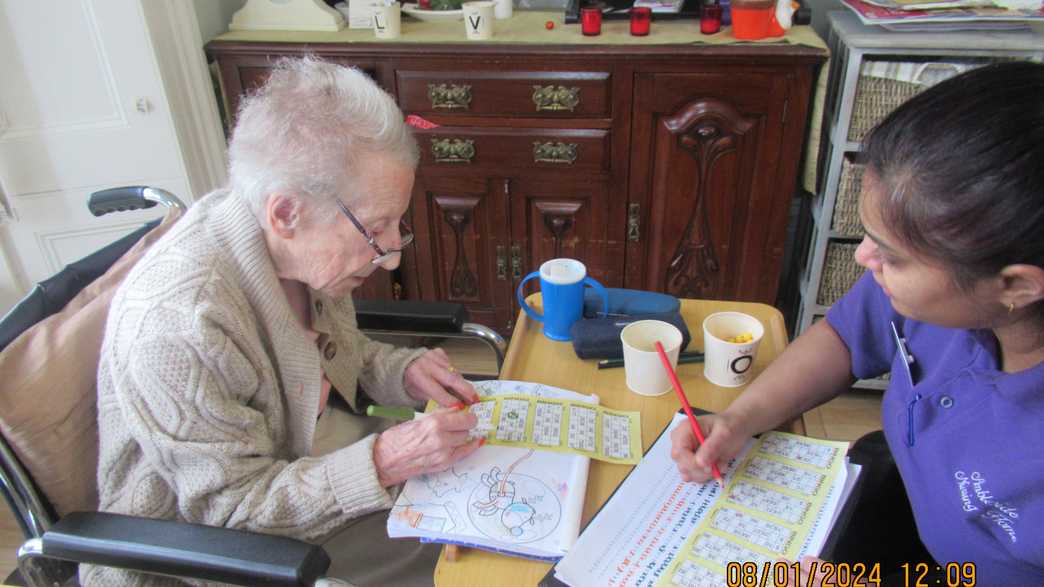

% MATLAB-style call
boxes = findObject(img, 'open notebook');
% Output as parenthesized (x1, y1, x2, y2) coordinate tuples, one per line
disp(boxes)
(550, 413, 862, 586)
(386, 380, 595, 561)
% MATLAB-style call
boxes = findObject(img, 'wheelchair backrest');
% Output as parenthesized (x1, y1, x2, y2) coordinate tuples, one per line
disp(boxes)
(0, 209, 181, 537)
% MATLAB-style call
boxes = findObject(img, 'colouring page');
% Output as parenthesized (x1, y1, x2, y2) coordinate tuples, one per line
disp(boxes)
(387, 381, 597, 560)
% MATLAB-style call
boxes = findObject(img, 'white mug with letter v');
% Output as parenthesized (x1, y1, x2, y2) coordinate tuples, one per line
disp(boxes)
(463, 1, 494, 40)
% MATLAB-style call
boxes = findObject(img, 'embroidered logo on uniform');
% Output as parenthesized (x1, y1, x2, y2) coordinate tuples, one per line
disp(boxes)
(954, 470, 1019, 543)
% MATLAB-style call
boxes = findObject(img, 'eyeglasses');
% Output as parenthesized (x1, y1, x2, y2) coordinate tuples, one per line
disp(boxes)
(335, 198, 414, 265)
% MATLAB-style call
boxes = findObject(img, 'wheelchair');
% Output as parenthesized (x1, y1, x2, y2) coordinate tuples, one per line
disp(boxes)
(0, 187, 506, 586)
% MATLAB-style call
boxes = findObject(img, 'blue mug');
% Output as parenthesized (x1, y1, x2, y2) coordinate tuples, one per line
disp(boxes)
(516, 259, 608, 341)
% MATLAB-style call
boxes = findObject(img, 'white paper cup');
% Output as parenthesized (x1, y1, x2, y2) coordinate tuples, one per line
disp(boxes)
(620, 320, 683, 397)
(493, 0, 513, 19)
(463, 1, 495, 40)
(702, 312, 764, 387)
(373, 2, 401, 39)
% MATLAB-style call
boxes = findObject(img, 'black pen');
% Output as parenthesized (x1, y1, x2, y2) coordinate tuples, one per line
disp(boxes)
(597, 351, 705, 370)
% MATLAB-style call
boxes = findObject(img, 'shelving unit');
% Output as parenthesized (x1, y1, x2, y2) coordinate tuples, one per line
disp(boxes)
(797, 12, 1044, 389)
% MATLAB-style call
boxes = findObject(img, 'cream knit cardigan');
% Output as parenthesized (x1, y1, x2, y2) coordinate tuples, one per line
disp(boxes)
(86, 189, 425, 585)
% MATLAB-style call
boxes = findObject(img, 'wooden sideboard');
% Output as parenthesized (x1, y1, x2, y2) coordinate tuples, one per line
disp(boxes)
(206, 20, 827, 335)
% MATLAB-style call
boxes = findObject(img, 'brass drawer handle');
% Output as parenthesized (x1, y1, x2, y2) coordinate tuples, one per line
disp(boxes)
(510, 245, 522, 279)
(533, 141, 578, 165)
(532, 85, 580, 112)
(627, 202, 641, 242)
(431, 138, 475, 163)
(428, 83, 472, 110)
(496, 245, 507, 280)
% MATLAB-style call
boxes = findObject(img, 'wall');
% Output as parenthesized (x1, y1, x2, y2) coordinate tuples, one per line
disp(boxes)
(194, 0, 246, 42)
(804, 0, 843, 39)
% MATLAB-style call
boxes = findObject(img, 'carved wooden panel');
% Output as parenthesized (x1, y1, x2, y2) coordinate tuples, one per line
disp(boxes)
(405, 175, 514, 331)
(438, 195, 482, 299)
(511, 178, 621, 289)
(628, 72, 792, 303)
(653, 99, 759, 299)
(662, 99, 755, 298)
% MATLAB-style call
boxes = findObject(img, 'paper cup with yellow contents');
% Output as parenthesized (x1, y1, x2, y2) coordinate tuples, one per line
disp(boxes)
(702, 312, 764, 387)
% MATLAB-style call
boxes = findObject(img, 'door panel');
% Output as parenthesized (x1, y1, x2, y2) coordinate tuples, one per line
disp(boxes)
(627, 72, 790, 303)
(0, 0, 188, 302)
(509, 178, 619, 290)
(407, 174, 514, 333)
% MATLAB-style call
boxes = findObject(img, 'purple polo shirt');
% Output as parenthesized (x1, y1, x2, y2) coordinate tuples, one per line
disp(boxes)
(827, 272, 1044, 585)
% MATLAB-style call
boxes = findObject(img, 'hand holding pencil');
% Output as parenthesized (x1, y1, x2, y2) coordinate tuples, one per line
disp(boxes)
(654, 341, 726, 489)
(665, 400, 752, 487)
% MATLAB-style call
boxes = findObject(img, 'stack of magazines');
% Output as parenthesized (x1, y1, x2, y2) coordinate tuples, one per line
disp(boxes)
(842, 0, 1044, 30)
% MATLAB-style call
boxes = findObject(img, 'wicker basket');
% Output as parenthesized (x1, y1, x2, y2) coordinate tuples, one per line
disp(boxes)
(817, 242, 863, 306)
(831, 158, 865, 237)
(847, 75, 923, 142)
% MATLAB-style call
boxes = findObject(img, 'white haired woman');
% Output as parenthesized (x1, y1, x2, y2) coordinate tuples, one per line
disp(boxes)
(89, 57, 482, 586)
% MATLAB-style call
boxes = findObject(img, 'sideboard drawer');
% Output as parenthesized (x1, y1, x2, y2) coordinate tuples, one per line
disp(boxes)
(417, 128, 610, 172)
(396, 70, 611, 118)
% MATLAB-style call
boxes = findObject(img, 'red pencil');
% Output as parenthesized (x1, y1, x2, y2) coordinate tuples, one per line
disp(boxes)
(654, 341, 726, 489)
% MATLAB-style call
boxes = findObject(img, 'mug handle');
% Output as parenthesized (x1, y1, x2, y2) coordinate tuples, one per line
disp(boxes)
(516, 271, 544, 322)
(583, 277, 610, 318)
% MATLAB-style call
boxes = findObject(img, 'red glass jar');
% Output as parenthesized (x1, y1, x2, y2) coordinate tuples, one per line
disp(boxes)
(629, 6, 651, 36)
(581, 6, 602, 35)
(700, 0, 722, 34)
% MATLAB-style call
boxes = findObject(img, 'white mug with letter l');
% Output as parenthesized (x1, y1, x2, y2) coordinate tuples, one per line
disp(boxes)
(463, 1, 495, 40)
(373, 1, 401, 39)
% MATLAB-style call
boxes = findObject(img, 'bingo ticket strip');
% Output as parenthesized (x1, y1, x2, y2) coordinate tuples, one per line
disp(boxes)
(467, 394, 641, 464)
(657, 431, 849, 586)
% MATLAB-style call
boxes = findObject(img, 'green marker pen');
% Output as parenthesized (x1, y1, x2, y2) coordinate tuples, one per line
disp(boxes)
(365, 405, 425, 421)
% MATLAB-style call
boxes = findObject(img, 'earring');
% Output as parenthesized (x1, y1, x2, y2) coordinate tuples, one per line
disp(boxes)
(1008, 301, 1015, 315)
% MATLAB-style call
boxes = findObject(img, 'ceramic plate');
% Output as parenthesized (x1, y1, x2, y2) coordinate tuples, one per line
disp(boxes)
(401, 3, 464, 21)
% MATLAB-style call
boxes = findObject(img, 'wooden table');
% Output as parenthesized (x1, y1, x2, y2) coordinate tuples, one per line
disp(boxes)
(433, 297, 796, 586)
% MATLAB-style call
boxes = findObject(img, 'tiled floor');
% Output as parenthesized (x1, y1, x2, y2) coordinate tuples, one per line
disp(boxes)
(0, 336, 881, 581)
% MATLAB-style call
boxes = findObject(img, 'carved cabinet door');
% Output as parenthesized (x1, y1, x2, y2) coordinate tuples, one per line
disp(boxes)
(509, 177, 622, 294)
(625, 71, 793, 303)
(405, 174, 516, 333)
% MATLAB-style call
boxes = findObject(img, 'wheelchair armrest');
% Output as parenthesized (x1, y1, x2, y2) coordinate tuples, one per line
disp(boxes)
(354, 299, 468, 334)
(39, 511, 330, 587)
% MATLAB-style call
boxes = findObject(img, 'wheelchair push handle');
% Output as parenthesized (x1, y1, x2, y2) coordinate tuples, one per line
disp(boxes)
(89, 186, 186, 217)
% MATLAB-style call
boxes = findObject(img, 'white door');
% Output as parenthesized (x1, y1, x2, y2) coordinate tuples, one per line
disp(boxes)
(0, 0, 207, 311)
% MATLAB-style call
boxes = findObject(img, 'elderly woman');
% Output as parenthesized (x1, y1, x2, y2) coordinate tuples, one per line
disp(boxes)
(89, 57, 482, 585)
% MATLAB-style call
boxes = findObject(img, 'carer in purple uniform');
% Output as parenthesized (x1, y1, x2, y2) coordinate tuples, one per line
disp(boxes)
(669, 62, 1044, 586)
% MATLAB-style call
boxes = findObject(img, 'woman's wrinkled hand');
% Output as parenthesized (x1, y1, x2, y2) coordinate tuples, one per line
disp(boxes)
(404, 348, 479, 407)
(372, 406, 483, 487)
(670, 412, 750, 483)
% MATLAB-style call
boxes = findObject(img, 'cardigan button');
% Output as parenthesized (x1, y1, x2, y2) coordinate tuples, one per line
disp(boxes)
(314, 299, 323, 315)
(939, 395, 954, 409)
(324, 341, 337, 360)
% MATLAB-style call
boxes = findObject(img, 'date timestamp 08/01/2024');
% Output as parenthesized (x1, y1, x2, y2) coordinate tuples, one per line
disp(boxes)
(725, 561, 978, 587)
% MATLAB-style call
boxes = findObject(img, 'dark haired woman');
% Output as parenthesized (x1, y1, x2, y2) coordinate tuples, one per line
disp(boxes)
(670, 61, 1044, 586)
